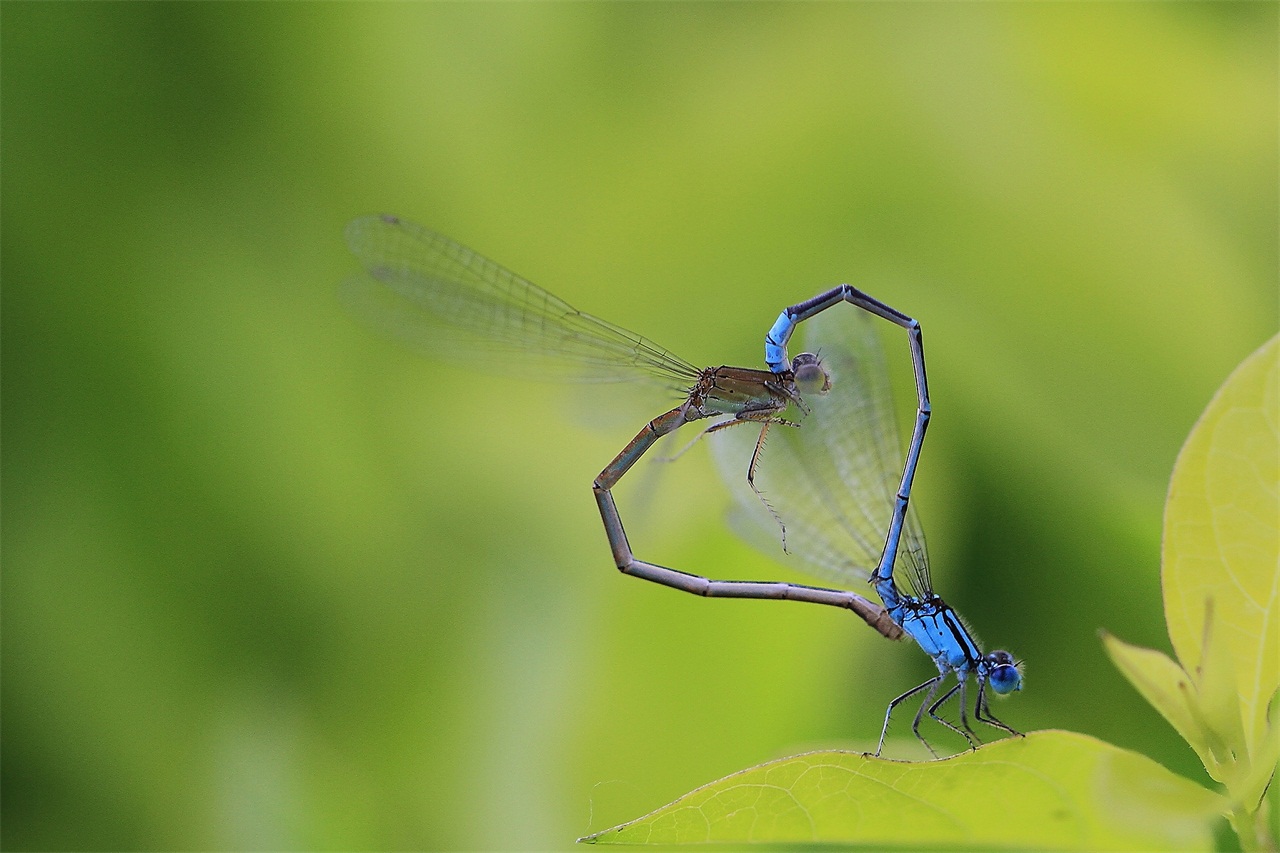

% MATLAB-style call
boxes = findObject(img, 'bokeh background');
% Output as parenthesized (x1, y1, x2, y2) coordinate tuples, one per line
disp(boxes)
(4, 3, 1276, 850)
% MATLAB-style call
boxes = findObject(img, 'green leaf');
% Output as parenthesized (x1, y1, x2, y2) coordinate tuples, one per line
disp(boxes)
(1194, 599, 1250, 775)
(1237, 690, 1280, 816)
(580, 731, 1226, 850)
(1100, 631, 1215, 771)
(1163, 335, 1279, 759)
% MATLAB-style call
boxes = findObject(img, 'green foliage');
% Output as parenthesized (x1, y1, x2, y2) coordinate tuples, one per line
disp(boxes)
(1105, 335, 1279, 851)
(587, 338, 1279, 850)
(582, 731, 1225, 850)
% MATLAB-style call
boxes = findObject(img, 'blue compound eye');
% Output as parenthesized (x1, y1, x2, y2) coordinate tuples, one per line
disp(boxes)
(987, 652, 1022, 694)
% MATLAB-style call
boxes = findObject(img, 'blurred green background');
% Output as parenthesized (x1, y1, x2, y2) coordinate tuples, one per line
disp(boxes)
(3, 3, 1275, 850)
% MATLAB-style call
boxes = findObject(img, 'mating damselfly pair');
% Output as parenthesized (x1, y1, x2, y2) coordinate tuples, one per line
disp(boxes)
(343, 214, 1022, 756)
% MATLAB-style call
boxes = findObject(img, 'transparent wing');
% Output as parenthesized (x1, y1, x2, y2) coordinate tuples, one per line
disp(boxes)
(712, 307, 931, 596)
(342, 215, 703, 390)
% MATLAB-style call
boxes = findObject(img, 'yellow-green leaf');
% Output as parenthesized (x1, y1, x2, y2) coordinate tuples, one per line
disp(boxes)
(1101, 631, 1215, 772)
(581, 731, 1226, 850)
(1163, 335, 1278, 757)
(1236, 688, 1280, 812)
(1194, 599, 1250, 773)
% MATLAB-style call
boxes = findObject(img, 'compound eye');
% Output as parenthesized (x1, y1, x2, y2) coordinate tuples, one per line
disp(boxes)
(791, 353, 831, 395)
(987, 652, 1022, 695)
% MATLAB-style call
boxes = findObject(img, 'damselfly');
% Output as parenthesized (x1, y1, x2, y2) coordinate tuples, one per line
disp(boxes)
(344, 215, 1022, 754)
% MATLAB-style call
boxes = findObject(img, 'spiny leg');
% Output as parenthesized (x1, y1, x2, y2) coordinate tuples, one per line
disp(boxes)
(658, 410, 796, 464)
(974, 679, 1022, 738)
(909, 674, 948, 759)
(877, 673, 944, 757)
(779, 380, 813, 416)
(927, 681, 978, 750)
(955, 676, 980, 742)
(704, 411, 799, 552)
(745, 419, 788, 552)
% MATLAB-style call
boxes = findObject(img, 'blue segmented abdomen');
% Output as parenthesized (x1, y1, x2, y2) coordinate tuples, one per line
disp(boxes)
(765, 312, 796, 372)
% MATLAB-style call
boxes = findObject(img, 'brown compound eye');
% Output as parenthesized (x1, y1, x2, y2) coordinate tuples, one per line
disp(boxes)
(791, 352, 831, 395)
